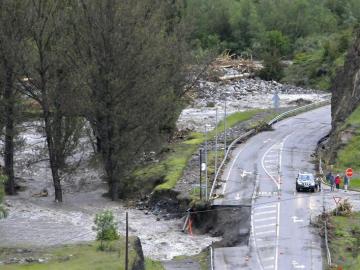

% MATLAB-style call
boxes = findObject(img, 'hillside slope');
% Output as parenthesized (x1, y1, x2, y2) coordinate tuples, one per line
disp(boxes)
(327, 29, 360, 164)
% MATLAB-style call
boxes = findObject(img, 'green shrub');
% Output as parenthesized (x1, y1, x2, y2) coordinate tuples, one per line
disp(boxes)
(93, 210, 119, 250)
(0, 174, 7, 219)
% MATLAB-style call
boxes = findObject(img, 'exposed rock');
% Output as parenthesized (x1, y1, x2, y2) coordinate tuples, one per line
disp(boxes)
(327, 29, 360, 162)
(178, 78, 328, 132)
(132, 237, 145, 270)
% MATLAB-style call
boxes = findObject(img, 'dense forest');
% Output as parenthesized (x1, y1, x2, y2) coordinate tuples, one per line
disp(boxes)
(0, 0, 359, 206)
(185, 0, 360, 88)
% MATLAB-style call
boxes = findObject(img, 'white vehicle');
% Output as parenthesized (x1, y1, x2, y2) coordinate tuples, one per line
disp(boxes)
(296, 172, 317, 192)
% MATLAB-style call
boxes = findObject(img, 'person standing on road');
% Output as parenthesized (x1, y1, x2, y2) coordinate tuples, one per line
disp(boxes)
(317, 176, 322, 191)
(344, 174, 349, 191)
(335, 174, 341, 190)
(330, 174, 335, 191)
(326, 172, 332, 183)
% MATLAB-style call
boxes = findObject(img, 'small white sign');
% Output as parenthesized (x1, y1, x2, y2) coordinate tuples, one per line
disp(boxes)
(201, 163, 206, 171)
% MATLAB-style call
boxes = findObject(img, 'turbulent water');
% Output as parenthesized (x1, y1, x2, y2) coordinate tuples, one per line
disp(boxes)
(0, 122, 219, 260)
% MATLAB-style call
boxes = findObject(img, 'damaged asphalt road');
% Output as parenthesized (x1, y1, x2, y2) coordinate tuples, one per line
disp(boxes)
(212, 106, 332, 270)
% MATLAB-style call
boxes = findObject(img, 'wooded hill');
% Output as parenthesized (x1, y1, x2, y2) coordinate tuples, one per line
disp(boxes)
(185, 0, 360, 89)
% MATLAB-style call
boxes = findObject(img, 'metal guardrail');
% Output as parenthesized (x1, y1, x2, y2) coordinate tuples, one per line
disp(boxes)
(209, 96, 331, 199)
(267, 95, 331, 126)
(209, 129, 255, 198)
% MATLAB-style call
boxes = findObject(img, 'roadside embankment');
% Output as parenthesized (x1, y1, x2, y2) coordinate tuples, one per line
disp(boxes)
(0, 237, 154, 270)
(325, 29, 360, 169)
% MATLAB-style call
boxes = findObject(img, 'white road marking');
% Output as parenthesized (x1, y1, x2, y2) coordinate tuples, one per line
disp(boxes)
(263, 256, 275, 261)
(257, 245, 275, 249)
(292, 260, 306, 269)
(254, 216, 277, 222)
(275, 202, 280, 270)
(292, 216, 304, 223)
(255, 223, 276, 229)
(222, 146, 247, 194)
(254, 210, 277, 216)
(264, 265, 274, 269)
(256, 230, 276, 235)
(257, 191, 278, 196)
(241, 170, 252, 177)
(255, 204, 277, 210)
(264, 159, 277, 163)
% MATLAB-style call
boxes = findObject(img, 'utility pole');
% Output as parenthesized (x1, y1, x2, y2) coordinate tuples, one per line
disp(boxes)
(199, 149, 203, 200)
(215, 107, 218, 176)
(205, 125, 208, 200)
(224, 96, 227, 155)
(125, 212, 129, 270)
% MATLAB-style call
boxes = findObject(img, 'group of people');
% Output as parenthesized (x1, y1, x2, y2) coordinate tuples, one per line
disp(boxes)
(325, 172, 350, 191)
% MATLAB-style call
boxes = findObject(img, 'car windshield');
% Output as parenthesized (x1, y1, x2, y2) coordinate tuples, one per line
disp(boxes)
(299, 174, 314, 181)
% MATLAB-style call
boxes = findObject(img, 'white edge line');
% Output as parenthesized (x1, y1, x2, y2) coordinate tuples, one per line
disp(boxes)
(222, 146, 246, 194)
(261, 145, 280, 190)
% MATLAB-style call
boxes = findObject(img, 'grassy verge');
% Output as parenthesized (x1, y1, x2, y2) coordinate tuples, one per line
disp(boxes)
(333, 106, 360, 191)
(0, 240, 163, 270)
(328, 212, 360, 269)
(189, 150, 225, 200)
(133, 109, 261, 192)
(173, 249, 209, 270)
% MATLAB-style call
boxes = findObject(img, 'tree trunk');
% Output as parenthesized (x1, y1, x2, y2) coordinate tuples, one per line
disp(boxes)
(4, 65, 15, 195)
(43, 110, 63, 202)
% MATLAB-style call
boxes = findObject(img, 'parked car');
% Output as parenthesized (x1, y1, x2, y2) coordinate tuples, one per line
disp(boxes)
(296, 172, 317, 192)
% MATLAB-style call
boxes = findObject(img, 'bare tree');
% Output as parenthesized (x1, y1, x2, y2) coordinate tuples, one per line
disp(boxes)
(21, 0, 82, 202)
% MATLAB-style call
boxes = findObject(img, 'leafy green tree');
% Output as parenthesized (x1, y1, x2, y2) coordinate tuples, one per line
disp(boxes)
(72, 0, 190, 200)
(229, 0, 263, 53)
(0, 0, 27, 195)
(258, 31, 290, 81)
(93, 210, 119, 250)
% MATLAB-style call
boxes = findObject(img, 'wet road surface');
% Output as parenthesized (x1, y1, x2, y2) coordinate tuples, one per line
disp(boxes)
(213, 106, 332, 270)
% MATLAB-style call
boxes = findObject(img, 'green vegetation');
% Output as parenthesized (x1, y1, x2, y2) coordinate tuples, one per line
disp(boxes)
(0, 174, 7, 219)
(328, 212, 360, 269)
(133, 110, 260, 193)
(93, 210, 119, 250)
(334, 106, 360, 191)
(185, 0, 360, 86)
(0, 241, 164, 270)
(173, 249, 209, 270)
